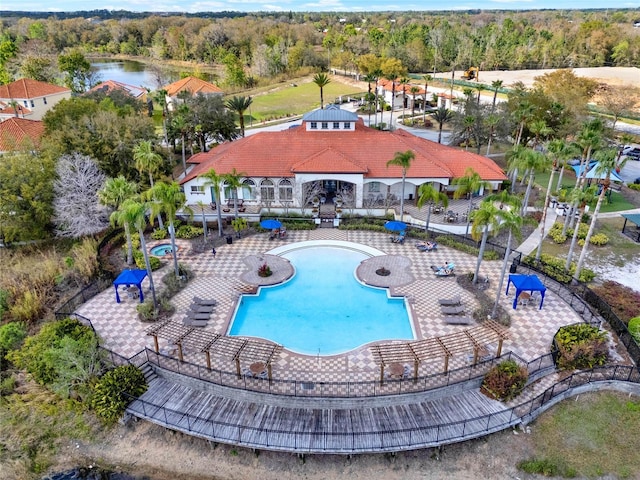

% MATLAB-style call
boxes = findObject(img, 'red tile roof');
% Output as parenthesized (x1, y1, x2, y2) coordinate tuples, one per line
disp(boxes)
(87, 80, 147, 99)
(163, 76, 223, 97)
(181, 120, 506, 184)
(0, 101, 31, 117)
(0, 118, 45, 151)
(0, 78, 70, 99)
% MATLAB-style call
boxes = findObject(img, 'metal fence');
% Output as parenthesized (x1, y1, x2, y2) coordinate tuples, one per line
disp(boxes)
(122, 363, 640, 454)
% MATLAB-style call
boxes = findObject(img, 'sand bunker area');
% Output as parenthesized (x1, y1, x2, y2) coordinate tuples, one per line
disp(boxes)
(460, 66, 640, 89)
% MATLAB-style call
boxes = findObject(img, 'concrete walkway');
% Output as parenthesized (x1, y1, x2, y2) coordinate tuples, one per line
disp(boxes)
(516, 207, 558, 257)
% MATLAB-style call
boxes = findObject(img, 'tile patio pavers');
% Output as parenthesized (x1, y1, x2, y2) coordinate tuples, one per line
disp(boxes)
(76, 229, 583, 383)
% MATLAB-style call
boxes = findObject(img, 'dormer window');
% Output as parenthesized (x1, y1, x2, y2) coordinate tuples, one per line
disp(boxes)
(310, 122, 317, 129)
(344, 122, 351, 129)
(333, 122, 340, 129)
(321, 122, 328, 130)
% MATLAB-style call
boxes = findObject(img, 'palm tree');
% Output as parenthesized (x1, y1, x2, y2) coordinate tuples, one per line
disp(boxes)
(113, 198, 157, 310)
(491, 208, 523, 318)
(399, 77, 410, 124)
(372, 69, 382, 127)
(564, 185, 597, 271)
(490, 80, 503, 113)
(195, 201, 208, 239)
(386, 150, 415, 222)
(422, 74, 432, 125)
(506, 144, 528, 194)
(385, 75, 397, 129)
(313, 72, 331, 109)
(463, 115, 475, 151)
(98, 176, 138, 265)
(485, 114, 500, 156)
(469, 201, 501, 284)
(509, 147, 546, 215)
(548, 139, 579, 192)
(513, 101, 534, 146)
(535, 148, 559, 262)
(475, 84, 484, 105)
(226, 95, 253, 137)
(363, 73, 377, 126)
(151, 89, 169, 145)
(452, 167, 490, 235)
(432, 106, 453, 144)
(171, 105, 190, 174)
(199, 169, 225, 237)
(416, 183, 448, 232)
(145, 181, 192, 278)
(573, 148, 623, 283)
(133, 140, 164, 229)
(409, 86, 420, 125)
(222, 168, 244, 218)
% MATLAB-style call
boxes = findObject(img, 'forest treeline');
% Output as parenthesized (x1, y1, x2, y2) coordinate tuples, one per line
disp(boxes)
(1, 9, 640, 87)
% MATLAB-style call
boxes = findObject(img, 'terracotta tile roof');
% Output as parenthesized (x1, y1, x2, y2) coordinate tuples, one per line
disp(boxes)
(181, 121, 507, 184)
(0, 78, 70, 99)
(87, 80, 147, 99)
(163, 76, 223, 96)
(0, 118, 45, 151)
(0, 101, 32, 117)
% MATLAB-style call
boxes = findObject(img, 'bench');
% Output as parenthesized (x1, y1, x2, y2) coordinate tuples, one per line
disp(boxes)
(443, 316, 474, 325)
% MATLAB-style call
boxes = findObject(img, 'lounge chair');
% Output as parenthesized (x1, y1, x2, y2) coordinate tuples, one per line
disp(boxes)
(443, 316, 473, 325)
(438, 295, 461, 306)
(432, 263, 455, 276)
(193, 297, 217, 306)
(185, 312, 211, 320)
(183, 317, 208, 327)
(189, 304, 215, 313)
(441, 305, 465, 315)
(416, 241, 437, 252)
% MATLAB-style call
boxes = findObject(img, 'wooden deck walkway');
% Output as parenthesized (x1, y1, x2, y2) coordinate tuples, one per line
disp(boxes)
(127, 369, 518, 454)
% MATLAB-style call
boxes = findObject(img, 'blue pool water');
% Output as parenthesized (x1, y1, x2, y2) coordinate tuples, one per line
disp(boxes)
(150, 243, 173, 256)
(229, 246, 414, 355)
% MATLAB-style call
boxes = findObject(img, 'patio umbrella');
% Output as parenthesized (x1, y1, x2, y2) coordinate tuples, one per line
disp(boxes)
(260, 219, 282, 230)
(384, 220, 407, 232)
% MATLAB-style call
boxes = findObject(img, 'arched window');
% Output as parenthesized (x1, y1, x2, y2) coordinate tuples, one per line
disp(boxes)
(260, 179, 275, 202)
(242, 179, 256, 200)
(279, 179, 293, 202)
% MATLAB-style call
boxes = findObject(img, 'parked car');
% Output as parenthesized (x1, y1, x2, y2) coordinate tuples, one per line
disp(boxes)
(622, 146, 640, 159)
(634, 176, 640, 185)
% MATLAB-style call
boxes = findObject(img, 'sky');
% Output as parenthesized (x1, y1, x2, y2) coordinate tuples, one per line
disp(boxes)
(1, 0, 638, 13)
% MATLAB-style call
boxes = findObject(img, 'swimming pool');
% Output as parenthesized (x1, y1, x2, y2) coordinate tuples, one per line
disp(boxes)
(150, 243, 173, 256)
(228, 245, 414, 355)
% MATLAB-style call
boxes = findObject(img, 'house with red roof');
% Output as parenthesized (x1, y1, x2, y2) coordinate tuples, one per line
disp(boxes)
(162, 76, 223, 112)
(180, 105, 507, 216)
(87, 80, 148, 102)
(0, 78, 71, 122)
(0, 118, 45, 153)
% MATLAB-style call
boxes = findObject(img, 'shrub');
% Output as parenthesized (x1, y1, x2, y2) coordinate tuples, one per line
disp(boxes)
(591, 281, 640, 322)
(136, 301, 156, 322)
(628, 317, 640, 343)
(0, 288, 8, 321)
(175, 224, 203, 239)
(151, 228, 167, 240)
(70, 238, 99, 283)
(517, 458, 577, 477)
(523, 253, 595, 283)
(258, 263, 272, 277)
(588, 233, 609, 246)
(161, 264, 193, 297)
(628, 183, 640, 191)
(480, 360, 528, 401)
(91, 365, 147, 424)
(554, 324, 608, 370)
(9, 288, 45, 323)
(435, 235, 500, 260)
(0, 321, 27, 353)
(133, 250, 161, 271)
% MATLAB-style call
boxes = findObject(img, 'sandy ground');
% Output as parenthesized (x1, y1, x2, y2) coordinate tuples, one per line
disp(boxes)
(55, 421, 538, 480)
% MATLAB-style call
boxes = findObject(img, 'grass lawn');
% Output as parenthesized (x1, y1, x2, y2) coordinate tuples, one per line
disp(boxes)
(524, 391, 640, 478)
(243, 78, 364, 124)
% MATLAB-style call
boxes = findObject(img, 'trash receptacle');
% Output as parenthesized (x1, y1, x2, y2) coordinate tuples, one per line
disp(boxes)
(226, 235, 233, 245)
(509, 261, 517, 274)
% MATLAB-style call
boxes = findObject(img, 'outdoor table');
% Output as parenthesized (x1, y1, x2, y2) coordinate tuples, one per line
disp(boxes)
(250, 361, 266, 376)
(388, 362, 405, 378)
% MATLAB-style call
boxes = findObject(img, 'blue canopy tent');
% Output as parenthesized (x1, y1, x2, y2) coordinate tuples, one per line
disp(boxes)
(572, 162, 623, 182)
(113, 269, 148, 303)
(506, 274, 546, 310)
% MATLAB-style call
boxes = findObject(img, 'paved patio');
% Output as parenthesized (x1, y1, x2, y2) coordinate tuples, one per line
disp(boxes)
(77, 228, 582, 384)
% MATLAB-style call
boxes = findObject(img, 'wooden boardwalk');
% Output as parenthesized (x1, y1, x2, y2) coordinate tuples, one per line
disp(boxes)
(127, 369, 518, 454)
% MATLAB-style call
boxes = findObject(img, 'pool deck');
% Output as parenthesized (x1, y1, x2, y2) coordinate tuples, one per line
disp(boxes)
(78, 229, 582, 381)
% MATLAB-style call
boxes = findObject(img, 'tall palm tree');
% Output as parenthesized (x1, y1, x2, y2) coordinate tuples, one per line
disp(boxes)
(513, 101, 534, 146)
(432, 106, 453, 144)
(485, 114, 500, 156)
(509, 147, 546, 215)
(113, 198, 157, 310)
(225, 95, 253, 137)
(573, 148, 623, 283)
(564, 185, 597, 271)
(372, 69, 382, 127)
(98, 176, 138, 265)
(385, 75, 397, 129)
(386, 150, 415, 222)
(475, 84, 484, 105)
(313, 72, 331, 109)
(399, 77, 410, 124)
(133, 140, 164, 229)
(416, 183, 448, 232)
(195, 201, 208, 239)
(222, 168, 244, 218)
(492, 208, 523, 318)
(490, 80, 503, 113)
(422, 74, 432, 125)
(452, 167, 490, 235)
(535, 148, 559, 262)
(199, 169, 225, 237)
(145, 181, 192, 278)
(363, 73, 377, 126)
(463, 115, 475, 151)
(171, 105, 190, 174)
(548, 139, 579, 192)
(151, 89, 169, 145)
(409, 86, 420, 125)
(469, 201, 501, 284)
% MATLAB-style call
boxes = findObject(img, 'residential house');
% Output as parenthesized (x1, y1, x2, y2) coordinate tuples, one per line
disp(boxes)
(162, 76, 223, 112)
(0, 78, 71, 122)
(87, 80, 148, 102)
(0, 118, 45, 153)
(180, 105, 506, 214)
